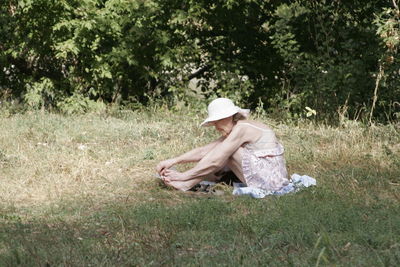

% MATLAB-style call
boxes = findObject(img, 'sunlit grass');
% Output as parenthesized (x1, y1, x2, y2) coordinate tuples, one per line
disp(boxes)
(0, 108, 399, 265)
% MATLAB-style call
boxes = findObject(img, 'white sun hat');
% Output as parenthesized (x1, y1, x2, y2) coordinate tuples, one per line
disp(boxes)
(200, 98, 250, 127)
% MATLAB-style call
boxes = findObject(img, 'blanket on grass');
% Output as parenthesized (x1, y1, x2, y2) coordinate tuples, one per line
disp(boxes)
(156, 172, 316, 198)
(198, 173, 316, 198)
(231, 174, 316, 198)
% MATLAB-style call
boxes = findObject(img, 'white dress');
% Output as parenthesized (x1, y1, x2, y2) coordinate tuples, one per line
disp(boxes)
(241, 123, 289, 191)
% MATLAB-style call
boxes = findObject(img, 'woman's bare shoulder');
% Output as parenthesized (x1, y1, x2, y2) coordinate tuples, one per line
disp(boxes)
(237, 120, 273, 131)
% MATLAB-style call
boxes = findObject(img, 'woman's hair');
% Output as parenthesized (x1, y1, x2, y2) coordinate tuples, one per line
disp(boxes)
(233, 112, 247, 122)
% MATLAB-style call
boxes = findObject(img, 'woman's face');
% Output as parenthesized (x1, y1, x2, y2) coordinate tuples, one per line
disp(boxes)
(212, 116, 234, 137)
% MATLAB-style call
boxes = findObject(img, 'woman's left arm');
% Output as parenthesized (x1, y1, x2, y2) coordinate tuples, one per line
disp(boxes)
(181, 125, 251, 179)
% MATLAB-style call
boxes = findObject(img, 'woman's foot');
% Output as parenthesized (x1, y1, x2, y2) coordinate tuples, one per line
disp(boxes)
(164, 179, 196, 191)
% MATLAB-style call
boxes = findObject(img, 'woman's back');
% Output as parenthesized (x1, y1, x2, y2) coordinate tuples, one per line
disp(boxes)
(238, 121, 280, 151)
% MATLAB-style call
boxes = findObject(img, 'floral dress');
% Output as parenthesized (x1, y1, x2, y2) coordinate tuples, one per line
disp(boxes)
(241, 123, 289, 191)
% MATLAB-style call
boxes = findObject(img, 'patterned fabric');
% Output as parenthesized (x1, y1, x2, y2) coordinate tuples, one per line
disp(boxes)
(242, 142, 289, 191)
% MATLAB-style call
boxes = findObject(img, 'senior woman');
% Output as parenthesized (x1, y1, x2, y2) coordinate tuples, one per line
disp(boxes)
(156, 98, 289, 192)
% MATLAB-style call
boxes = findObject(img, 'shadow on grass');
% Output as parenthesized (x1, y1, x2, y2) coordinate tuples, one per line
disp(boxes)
(0, 186, 399, 266)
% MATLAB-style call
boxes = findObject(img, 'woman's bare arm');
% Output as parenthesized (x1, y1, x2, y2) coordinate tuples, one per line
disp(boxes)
(156, 136, 224, 174)
(174, 136, 225, 164)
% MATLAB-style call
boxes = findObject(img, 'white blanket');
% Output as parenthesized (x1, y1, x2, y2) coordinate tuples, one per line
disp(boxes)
(231, 174, 316, 198)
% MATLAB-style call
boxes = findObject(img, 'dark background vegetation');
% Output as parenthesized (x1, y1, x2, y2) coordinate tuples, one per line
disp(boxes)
(1, 0, 399, 122)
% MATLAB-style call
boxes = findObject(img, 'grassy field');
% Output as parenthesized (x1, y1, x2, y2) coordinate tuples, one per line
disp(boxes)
(0, 108, 399, 266)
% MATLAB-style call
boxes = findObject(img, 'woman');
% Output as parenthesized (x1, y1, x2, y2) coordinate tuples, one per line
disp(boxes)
(156, 98, 289, 192)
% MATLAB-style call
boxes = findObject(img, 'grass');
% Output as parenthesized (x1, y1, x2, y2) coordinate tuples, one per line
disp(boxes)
(0, 107, 399, 266)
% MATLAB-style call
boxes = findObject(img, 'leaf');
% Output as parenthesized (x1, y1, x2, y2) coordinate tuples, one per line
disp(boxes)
(305, 106, 317, 117)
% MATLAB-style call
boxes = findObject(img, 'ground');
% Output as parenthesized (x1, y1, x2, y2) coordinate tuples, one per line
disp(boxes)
(0, 109, 399, 265)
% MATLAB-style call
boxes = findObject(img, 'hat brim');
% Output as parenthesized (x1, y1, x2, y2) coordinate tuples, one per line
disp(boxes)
(200, 109, 250, 127)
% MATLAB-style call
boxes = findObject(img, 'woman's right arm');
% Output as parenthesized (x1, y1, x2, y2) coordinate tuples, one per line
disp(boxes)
(156, 137, 224, 174)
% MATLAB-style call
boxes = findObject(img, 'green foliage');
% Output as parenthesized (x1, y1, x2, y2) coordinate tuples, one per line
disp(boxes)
(57, 93, 106, 114)
(24, 78, 55, 109)
(373, 4, 400, 121)
(0, 0, 398, 122)
(267, 1, 389, 122)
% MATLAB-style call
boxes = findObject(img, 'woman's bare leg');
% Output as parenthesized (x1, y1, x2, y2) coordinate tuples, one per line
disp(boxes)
(226, 147, 245, 183)
(164, 165, 227, 191)
(165, 147, 245, 191)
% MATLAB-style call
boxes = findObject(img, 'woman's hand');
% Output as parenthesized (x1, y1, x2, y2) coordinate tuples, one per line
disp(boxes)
(162, 169, 189, 182)
(156, 158, 177, 175)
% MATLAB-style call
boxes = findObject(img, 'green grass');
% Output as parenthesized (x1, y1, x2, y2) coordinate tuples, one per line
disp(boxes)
(0, 108, 399, 266)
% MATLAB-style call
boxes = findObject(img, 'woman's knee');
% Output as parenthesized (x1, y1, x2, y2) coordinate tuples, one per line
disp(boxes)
(230, 147, 243, 162)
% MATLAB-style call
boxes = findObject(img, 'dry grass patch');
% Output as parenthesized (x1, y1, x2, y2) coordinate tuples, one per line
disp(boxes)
(0, 112, 161, 209)
(0, 111, 399, 211)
